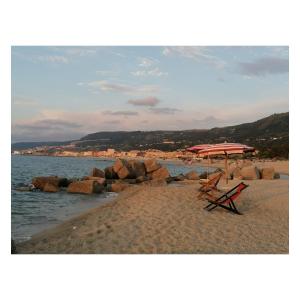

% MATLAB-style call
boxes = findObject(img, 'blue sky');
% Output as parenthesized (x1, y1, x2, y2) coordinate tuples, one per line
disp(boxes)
(11, 46, 289, 142)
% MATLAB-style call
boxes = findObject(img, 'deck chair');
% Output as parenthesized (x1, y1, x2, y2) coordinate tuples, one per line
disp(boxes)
(204, 182, 249, 215)
(197, 172, 223, 200)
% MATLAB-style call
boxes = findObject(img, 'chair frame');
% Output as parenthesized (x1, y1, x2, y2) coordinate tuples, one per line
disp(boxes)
(197, 172, 223, 200)
(204, 182, 249, 215)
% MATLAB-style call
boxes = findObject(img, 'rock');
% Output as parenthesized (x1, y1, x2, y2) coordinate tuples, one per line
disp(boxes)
(150, 166, 170, 180)
(136, 175, 149, 183)
(240, 166, 261, 180)
(173, 174, 186, 181)
(32, 176, 69, 190)
(121, 178, 137, 184)
(274, 172, 280, 179)
(82, 176, 106, 185)
(117, 165, 131, 179)
(58, 178, 70, 187)
(67, 180, 104, 194)
(113, 159, 125, 173)
(90, 167, 105, 178)
(104, 166, 118, 179)
(261, 167, 275, 179)
(185, 170, 200, 180)
(144, 159, 161, 173)
(32, 176, 59, 190)
(231, 167, 243, 180)
(43, 182, 60, 192)
(109, 182, 130, 192)
(127, 160, 146, 178)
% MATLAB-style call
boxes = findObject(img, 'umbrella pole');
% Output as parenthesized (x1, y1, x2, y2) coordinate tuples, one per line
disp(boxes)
(225, 152, 228, 184)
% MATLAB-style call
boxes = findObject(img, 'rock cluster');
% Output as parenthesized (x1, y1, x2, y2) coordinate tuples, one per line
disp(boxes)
(29, 159, 172, 195)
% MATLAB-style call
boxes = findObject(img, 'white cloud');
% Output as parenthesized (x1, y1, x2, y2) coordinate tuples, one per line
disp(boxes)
(131, 67, 168, 77)
(81, 80, 159, 94)
(128, 97, 160, 107)
(138, 57, 158, 68)
(162, 46, 226, 69)
(37, 55, 69, 64)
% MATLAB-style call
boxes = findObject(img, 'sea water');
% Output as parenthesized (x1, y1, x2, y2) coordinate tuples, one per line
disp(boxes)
(11, 155, 214, 242)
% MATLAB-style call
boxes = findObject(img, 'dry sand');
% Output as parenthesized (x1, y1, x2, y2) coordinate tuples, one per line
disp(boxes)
(17, 178, 288, 254)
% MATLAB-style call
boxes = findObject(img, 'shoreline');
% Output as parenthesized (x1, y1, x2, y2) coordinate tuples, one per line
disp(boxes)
(16, 178, 289, 254)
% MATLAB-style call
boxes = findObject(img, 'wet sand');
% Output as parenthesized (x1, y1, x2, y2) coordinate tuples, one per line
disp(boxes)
(17, 178, 288, 254)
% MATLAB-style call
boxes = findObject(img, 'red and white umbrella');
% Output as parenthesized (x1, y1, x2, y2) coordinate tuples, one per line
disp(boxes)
(186, 144, 213, 152)
(197, 142, 255, 183)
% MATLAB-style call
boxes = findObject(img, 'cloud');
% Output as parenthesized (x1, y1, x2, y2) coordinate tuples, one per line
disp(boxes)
(162, 46, 226, 68)
(128, 97, 160, 107)
(102, 110, 138, 116)
(96, 70, 119, 76)
(82, 80, 159, 94)
(12, 96, 39, 106)
(14, 119, 82, 130)
(138, 57, 158, 68)
(63, 48, 97, 56)
(149, 107, 181, 114)
(237, 57, 289, 76)
(131, 67, 168, 77)
(37, 55, 69, 64)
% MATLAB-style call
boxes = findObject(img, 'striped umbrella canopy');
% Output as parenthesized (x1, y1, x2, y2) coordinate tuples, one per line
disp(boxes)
(186, 144, 213, 152)
(197, 142, 255, 183)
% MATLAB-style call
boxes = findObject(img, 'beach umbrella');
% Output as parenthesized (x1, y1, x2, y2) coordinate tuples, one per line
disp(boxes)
(197, 142, 255, 183)
(186, 144, 213, 152)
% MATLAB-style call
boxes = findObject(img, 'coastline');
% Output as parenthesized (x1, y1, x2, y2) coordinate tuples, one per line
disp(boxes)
(17, 177, 289, 254)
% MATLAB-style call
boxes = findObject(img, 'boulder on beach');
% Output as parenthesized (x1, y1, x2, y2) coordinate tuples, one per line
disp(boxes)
(136, 175, 149, 184)
(43, 182, 60, 193)
(127, 160, 146, 178)
(82, 176, 106, 185)
(173, 174, 186, 181)
(32, 176, 68, 191)
(90, 167, 105, 178)
(67, 180, 104, 194)
(261, 167, 275, 179)
(104, 166, 118, 179)
(240, 166, 261, 180)
(150, 166, 170, 180)
(144, 159, 161, 173)
(113, 159, 125, 173)
(185, 171, 199, 180)
(112, 159, 135, 179)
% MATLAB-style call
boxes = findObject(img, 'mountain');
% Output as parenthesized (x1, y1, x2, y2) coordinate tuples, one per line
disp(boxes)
(11, 112, 289, 158)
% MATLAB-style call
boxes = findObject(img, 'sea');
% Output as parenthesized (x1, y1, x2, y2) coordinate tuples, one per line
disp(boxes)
(11, 155, 215, 242)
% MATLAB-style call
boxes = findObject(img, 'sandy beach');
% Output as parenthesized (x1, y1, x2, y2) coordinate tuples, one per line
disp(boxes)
(17, 173, 288, 254)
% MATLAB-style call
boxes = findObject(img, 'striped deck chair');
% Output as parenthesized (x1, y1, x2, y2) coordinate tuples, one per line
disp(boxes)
(197, 172, 223, 200)
(204, 182, 249, 215)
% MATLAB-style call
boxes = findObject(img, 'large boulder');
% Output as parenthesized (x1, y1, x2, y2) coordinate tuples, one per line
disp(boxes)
(112, 159, 125, 173)
(67, 180, 104, 194)
(185, 171, 200, 180)
(173, 174, 186, 181)
(82, 176, 106, 185)
(32, 176, 68, 190)
(104, 166, 118, 179)
(136, 175, 149, 184)
(240, 166, 261, 180)
(144, 159, 161, 173)
(261, 167, 275, 179)
(127, 160, 146, 178)
(150, 166, 170, 180)
(113, 159, 135, 179)
(43, 182, 60, 193)
(90, 167, 105, 178)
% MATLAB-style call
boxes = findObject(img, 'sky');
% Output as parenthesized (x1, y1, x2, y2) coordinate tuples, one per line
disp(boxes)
(11, 46, 289, 142)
